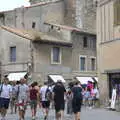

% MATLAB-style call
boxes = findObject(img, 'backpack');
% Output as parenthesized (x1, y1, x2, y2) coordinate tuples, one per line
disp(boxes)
(0, 84, 3, 95)
(45, 87, 52, 101)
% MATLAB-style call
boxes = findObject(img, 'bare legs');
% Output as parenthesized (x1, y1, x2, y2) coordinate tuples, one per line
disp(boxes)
(0, 108, 7, 119)
(55, 110, 64, 120)
(74, 112, 80, 120)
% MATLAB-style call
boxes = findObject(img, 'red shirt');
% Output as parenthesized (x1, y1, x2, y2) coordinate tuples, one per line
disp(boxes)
(30, 88, 38, 100)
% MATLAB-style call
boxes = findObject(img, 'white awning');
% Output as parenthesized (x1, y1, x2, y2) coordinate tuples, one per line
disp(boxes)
(49, 75, 66, 83)
(76, 77, 94, 84)
(7, 72, 27, 81)
(94, 77, 98, 82)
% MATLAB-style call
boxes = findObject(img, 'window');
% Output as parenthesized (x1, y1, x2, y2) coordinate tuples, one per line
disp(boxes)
(80, 56, 86, 71)
(51, 47, 61, 64)
(83, 36, 88, 47)
(91, 57, 96, 71)
(32, 22, 36, 28)
(114, 0, 120, 25)
(10, 46, 16, 62)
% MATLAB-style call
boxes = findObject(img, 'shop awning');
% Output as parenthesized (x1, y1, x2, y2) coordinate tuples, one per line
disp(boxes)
(76, 77, 94, 84)
(49, 75, 66, 83)
(7, 72, 27, 81)
(94, 77, 98, 82)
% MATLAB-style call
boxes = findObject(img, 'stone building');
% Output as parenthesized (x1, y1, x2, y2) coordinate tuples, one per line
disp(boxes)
(0, 23, 96, 83)
(0, 0, 65, 32)
(29, 0, 97, 33)
(0, 0, 96, 33)
(97, 0, 120, 102)
(0, 0, 97, 83)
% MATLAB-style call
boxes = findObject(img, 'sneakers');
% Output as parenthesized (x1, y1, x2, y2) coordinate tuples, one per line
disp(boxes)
(32, 116, 35, 120)
(44, 115, 47, 120)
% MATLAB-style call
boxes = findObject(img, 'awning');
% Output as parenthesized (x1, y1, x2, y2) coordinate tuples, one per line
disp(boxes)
(76, 77, 94, 84)
(7, 72, 27, 81)
(93, 77, 98, 82)
(49, 75, 66, 83)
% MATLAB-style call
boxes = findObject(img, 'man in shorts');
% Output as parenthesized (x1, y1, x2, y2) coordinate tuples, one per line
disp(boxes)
(40, 81, 51, 120)
(17, 78, 29, 120)
(53, 80, 66, 120)
(0, 77, 12, 120)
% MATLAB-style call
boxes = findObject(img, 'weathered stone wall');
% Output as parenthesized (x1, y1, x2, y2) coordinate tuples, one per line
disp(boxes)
(71, 32, 97, 78)
(0, 0, 65, 32)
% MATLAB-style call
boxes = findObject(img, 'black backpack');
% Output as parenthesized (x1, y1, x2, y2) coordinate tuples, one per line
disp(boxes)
(45, 87, 52, 101)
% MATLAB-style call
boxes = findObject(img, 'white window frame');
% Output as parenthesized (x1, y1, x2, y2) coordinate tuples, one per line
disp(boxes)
(79, 55, 87, 71)
(90, 56, 96, 71)
(51, 47, 62, 64)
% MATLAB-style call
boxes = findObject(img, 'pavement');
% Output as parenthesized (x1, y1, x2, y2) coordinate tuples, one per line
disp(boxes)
(1, 105, 120, 120)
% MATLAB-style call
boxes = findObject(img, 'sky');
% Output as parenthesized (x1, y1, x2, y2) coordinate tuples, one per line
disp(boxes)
(0, 0, 30, 11)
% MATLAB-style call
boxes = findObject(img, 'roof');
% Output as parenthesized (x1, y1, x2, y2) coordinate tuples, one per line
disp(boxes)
(45, 22, 96, 35)
(0, 25, 72, 46)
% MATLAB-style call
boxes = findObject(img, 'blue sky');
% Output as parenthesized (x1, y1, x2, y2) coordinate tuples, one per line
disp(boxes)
(0, 0, 30, 11)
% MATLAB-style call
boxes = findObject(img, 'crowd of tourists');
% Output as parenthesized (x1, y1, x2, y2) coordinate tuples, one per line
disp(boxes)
(0, 77, 99, 120)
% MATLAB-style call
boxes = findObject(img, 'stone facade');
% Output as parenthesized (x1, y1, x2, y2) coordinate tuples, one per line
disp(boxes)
(0, 0, 96, 33)
(0, 0, 65, 32)
(29, 0, 96, 33)
(97, 0, 120, 103)
(0, 0, 97, 83)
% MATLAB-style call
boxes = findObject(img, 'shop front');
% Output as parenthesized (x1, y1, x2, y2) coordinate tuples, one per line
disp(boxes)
(108, 73, 120, 111)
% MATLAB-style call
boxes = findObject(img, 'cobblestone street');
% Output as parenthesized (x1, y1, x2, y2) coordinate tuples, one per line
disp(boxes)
(1, 105, 120, 120)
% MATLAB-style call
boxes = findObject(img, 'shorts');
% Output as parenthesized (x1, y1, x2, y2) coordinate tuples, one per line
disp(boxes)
(0, 97, 10, 109)
(30, 100, 37, 109)
(72, 98, 82, 113)
(17, 99, 27, 111)
(54, 102, 65, 112)
(41, 101, 50, 108)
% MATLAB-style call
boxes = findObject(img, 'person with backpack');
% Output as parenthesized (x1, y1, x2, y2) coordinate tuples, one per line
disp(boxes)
(0, 77, 12, 120)
(72, 81, 83, 120)
(40, 81, 52, 120)
(53, 80, 66, 120)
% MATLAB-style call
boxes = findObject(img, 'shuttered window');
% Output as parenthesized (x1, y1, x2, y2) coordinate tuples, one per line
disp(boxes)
(10, 46, 16, 62)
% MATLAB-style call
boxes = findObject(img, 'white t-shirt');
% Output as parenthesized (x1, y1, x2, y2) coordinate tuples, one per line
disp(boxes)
(93, 88, 99, 99)
(40, 85, 52, 101)
(40, 85, 48, 101)
(0, 84, 12, 99)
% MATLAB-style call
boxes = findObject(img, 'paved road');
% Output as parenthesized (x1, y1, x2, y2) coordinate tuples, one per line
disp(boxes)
(1, 106, 120, 120)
